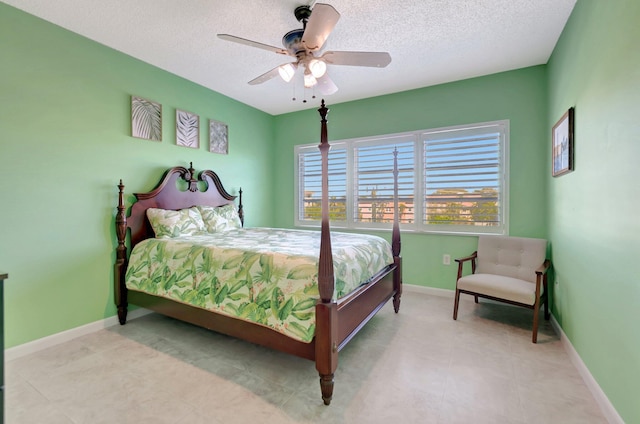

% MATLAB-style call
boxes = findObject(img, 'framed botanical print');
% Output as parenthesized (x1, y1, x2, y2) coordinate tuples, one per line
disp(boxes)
(131, 95, 162, 141)
(176, 109, 199, 148)
(209, 119, 228, 155)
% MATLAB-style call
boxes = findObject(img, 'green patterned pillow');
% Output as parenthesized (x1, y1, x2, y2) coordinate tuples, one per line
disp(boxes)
(146, 207, 206, 238)
(197, 204, 242, 233)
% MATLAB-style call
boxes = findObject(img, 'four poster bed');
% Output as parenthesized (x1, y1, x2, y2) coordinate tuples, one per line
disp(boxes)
(114, 101, 402, 405)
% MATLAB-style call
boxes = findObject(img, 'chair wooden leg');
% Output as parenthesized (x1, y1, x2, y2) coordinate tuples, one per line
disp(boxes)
(532, 273, 544, 343)
(453, 288, 460, 320)
(532, 308, 539, 343)
(474, 295, 479, 304)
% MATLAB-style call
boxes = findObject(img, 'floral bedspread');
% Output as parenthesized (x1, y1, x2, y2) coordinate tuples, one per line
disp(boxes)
(125, 228, 393, 342)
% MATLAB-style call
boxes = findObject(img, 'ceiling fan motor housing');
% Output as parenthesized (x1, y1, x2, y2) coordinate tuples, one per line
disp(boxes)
(282, 29, 306, 56)
(283, 5, 314, 57)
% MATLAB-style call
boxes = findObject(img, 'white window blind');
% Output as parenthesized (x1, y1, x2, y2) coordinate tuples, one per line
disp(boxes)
(294, 120, 508, 235)
(423, 124, 506, 232)
(354, 141, 415, 226)
(297, 145, 347, 223)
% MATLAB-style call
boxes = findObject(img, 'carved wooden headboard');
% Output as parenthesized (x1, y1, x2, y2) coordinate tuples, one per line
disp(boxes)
(116, 163, 242, 248)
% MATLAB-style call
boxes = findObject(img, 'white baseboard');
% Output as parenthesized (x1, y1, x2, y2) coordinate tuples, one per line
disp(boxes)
(5, 308, 151, 362)
(403, 283, 454, 298)
(550, 316, 623, 424)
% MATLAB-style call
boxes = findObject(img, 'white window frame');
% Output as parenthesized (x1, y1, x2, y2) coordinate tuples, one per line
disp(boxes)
(294, 120, 509, 235)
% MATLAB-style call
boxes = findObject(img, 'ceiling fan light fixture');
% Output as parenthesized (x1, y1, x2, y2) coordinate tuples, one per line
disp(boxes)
(308, 59, 327, 78)
(304, 71, 317, 88)
(278, 63, 297, 82)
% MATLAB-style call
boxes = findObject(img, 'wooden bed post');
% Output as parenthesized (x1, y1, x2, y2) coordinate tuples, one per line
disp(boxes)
(238, 187, 244, 227)
(115, 179, 128, 324)
(315, 100, 338, 405)
(392, 148, 402, 312)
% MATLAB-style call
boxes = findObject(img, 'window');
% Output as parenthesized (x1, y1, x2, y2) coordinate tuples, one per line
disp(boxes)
(354, 138, 416, 228)
(295, 120, 509, 235)
(422, 123, 509, 233)
(296, 143, 347, 222)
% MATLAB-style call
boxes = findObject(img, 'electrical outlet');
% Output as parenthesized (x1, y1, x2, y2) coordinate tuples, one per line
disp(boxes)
(443, 254, 451, 265)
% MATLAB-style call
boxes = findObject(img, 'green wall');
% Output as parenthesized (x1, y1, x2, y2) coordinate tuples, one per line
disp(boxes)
(273, 66, 549, 289)
(0, 3, 275, 348)
(547, 0, 640, 422)
(3, 0, 637, 421)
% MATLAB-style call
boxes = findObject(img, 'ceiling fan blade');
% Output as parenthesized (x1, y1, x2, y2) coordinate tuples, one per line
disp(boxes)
(321, 51, 392, 68)
(302, 3, 340, 51)
(248, 66, 282, 85)
(217, 34, 289, 56)
(316, 74, 338, 95)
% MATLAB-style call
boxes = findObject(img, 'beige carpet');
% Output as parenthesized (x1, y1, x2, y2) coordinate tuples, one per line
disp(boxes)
(7, 291, 606, 423)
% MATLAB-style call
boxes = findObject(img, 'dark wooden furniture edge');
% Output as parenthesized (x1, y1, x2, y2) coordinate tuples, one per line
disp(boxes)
(113, 100, 402, 405)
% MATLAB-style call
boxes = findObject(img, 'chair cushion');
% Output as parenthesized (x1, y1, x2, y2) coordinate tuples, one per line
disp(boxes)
(476, 235, 547, 283)
(457, 273, 536, 305)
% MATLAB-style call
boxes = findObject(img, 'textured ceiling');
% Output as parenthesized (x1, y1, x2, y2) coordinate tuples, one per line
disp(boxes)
(4, 0, 576, 115)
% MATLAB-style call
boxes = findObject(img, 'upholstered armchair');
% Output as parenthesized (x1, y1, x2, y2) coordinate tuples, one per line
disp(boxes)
(453, 235, 551, 343)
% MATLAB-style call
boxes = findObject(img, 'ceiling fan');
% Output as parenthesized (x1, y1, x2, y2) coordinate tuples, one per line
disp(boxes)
(217, 3, 391, 96)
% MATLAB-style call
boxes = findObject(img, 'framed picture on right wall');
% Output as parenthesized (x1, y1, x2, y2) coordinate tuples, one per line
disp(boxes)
(552, 107, 574, 177)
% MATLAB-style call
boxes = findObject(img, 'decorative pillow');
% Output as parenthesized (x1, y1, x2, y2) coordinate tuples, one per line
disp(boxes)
(197, 204, 242, 233)
(146, 207, 206, 238)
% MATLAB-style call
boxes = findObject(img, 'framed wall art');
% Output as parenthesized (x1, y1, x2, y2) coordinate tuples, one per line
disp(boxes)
(131, 95, 162, 141)
(176, 109, 199, 148)
(552, 107, 574, 177)
(209, 119, 228, 155)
